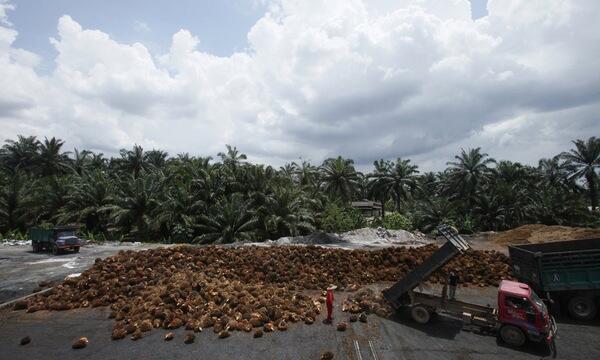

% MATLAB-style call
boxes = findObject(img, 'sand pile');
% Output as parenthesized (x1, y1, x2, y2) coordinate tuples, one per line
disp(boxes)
(14, 245, 510, 340)
(490, 224, 600, 245)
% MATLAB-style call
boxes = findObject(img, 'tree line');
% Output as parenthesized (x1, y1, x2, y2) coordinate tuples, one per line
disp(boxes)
(0, 135, 598, 242)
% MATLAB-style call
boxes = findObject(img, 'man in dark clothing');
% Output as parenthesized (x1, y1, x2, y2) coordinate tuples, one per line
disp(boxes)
(448, 271, 459, 299)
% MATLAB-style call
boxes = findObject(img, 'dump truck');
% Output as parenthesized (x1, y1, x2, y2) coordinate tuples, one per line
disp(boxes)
(383, 225, 557, 353)
(509, 238, 600, 321)
(29, 226, 82, 254)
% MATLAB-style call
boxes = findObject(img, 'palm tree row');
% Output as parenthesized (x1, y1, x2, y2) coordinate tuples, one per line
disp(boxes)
(0, 135, 598, 242)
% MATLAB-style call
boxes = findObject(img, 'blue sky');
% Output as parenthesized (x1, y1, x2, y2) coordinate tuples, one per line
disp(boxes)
(10, 0, 488, 74)
(10, 0, 269, 72)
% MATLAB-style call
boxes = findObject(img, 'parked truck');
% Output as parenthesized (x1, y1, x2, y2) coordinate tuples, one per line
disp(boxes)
(29, 226, 82, 255)
(383, 225, 557, 353)
(509, 238, 600, 321)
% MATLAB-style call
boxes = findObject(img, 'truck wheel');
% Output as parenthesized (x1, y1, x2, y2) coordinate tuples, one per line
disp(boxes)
(32, 243, 38, 253)
(500, 325, 526, 347)
(411, 305, 431, 324)
(568, 296, 597, 320)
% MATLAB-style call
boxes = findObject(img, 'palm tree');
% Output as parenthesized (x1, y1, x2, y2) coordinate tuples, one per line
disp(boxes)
(195, 194, 257, 243)
(417, 197, 455, 232)
(105, 174, 165, 241)
(473, 193, 505, 231)
(118, 145, 149, 178)
(445, 147, 496, 207)
(0, 172, 31, 232)
(35, 176, 71, 224)
(258, 187, 315, 239)
(371, 158, 419, 211)
(320, 156, 359, 202)
(146, 149, 168, 169)
(89, 152, 107, 170)
(0, 135, 40, 173)
(218, 145, 247, 168)
(70, 148, 91, 175)
(295, 160, 319, 189)
(561, 137, 600, 209)
(59, 170, 113, 234)
(157, 179, 204, 242)
(38, 137, 70, 176)
(367, 159, 392, 217)
(279, 163, 297, 181)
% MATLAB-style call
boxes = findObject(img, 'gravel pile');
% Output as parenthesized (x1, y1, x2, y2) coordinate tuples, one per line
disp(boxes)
(248, 227, 432, 249)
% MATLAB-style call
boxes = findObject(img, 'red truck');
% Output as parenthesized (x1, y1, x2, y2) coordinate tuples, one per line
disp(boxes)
(383, 225, 557, 354)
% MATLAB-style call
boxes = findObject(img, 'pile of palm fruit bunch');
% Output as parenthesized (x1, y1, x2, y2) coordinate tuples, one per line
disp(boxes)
(341, 288, 393, 318)
(14, 245, 511, 340)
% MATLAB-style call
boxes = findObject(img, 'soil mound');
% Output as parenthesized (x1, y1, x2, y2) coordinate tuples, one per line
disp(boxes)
(490, 224, 600, 245)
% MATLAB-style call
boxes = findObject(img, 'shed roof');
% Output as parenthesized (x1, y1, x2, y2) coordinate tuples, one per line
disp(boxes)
(351, 200, 382, 208)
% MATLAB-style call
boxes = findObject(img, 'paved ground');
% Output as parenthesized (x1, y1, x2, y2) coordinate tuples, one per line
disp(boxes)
(0, 243, 166, 303)
(1, 283, 599, 360)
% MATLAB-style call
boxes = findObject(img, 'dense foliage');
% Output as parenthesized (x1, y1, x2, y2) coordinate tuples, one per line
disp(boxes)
(0, 135, 598, 242)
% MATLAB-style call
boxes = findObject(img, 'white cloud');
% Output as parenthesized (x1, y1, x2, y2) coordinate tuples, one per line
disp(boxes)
(0, 0, 599, 170)
(0, 0, 15, 26)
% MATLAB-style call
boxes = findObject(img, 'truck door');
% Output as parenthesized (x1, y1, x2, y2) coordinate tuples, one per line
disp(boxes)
(503, 296, 535, 322)
(501, 295, 543, 340)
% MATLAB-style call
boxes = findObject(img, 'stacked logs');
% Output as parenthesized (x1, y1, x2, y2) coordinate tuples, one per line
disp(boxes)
(14, 245, 511, 340)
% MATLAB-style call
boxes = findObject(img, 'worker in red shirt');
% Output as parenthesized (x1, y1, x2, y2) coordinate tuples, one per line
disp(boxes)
(325, 284, 336, 323)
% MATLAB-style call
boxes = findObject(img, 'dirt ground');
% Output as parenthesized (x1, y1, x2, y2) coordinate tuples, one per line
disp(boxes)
(489, 224, 600, 245)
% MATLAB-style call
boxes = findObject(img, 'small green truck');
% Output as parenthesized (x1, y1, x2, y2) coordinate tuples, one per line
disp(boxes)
(509, 238, 600, 321)
(29, 226, 82, 255)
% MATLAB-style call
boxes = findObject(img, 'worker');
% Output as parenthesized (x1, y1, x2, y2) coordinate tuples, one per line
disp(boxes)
(448, 271, 460, 300)
(325, 284, 336, 323)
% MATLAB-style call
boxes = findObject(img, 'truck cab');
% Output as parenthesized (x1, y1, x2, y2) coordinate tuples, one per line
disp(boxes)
(497, 280, 556, 347)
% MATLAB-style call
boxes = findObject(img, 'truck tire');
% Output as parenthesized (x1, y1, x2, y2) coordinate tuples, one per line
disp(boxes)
(500, 325, 526, 347)
(568, 296, 597, 320)
(32, 243, 38, 253)
(411, 305, 431, 324)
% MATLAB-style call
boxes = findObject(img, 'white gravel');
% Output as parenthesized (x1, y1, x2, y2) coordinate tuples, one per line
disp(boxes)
(244, 227, 432, 249)
(0, 239, 31, 246)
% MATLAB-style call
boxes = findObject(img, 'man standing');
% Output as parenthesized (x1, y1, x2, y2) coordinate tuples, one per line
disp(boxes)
(325, 284, 336, 323)
(448, 271, 459, 300)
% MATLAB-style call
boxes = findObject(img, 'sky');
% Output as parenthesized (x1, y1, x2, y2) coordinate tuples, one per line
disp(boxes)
(0, 0, 598, 171)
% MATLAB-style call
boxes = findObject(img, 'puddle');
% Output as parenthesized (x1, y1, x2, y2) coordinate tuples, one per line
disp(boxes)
(26, 257, 80, 269)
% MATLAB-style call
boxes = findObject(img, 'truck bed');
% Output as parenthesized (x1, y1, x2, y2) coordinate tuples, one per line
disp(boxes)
(508, 238, 600, 293)
(383, 225, 470, 308)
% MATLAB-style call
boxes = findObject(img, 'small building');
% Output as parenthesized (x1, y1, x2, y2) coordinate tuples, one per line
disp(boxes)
(351, 200, 383, 218)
